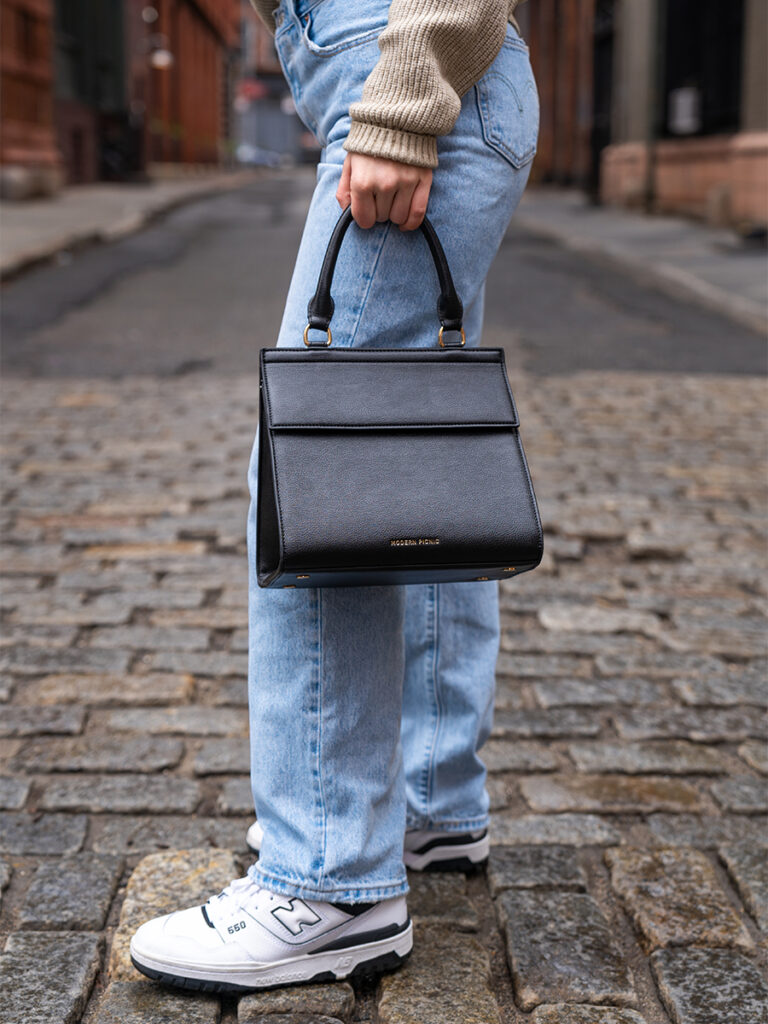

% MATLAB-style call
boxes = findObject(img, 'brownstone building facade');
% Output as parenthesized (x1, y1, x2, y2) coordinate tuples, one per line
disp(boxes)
(517, 0, 767, 230)
(0, 0, 62, 196)
(142, 0, 240, 166)
(1, 0, 241, 197)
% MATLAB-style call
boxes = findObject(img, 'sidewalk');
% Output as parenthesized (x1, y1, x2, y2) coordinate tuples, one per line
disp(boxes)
(515, 188, 768, 335)
(0, 168, 265, 280)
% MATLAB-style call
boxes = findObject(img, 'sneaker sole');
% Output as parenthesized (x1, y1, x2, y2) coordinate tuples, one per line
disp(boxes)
(129, 921, 412, 993)
(404, 836, 490, 874)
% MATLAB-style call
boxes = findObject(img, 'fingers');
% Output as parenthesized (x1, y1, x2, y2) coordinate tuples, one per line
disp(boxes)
(335, 156, 352, 209)
(388, 184, 416, 227)
(350, 183, 377, 229)
(399, 173, 432, 231)
(342, 153, 433, 231)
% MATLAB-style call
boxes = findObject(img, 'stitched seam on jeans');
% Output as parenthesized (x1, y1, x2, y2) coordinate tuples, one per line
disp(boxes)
(317, 586, 328, 887)
(425, 584, 442, 817)
(347, 221, 392, 348)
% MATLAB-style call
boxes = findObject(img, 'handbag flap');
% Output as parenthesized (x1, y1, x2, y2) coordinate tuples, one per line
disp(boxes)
(260, 348, 519, 429)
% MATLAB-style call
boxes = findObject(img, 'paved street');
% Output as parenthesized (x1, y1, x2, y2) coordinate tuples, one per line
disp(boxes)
(1, 169, 767, 1024)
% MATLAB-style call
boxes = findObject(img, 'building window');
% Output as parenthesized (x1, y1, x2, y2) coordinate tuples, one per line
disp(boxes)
(662, 0, 744, 137)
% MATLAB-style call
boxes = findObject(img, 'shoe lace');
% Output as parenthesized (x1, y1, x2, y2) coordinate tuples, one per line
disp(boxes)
(207, 873, 276, 931)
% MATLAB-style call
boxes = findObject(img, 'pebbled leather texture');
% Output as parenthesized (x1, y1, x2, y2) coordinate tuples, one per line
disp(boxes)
(257, 347, 544, 589)
(306, 208, 464, 336)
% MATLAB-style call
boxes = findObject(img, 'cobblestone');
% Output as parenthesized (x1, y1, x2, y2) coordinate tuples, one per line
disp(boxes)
(738, 740, 768, 774)
(12, 735, 185, 773)
(216, 776, 253, 815)
(406, 872, 479, 931)
(496, 890, 635, 1010)
(39, 774, 202, 813)
(0, 931, 103, 1024)
(88, 625, 210, 650)
(710, 775, 768, 812)
(490, 812, 621, 847)
(0, 705, 86, 737)
(1, 297, 766, 1023)
(650, 947, 768, 1024)
(605, 847, 753, 951)
(531, 677, 666, 707)
(377, 925, 501, 1023)
(91, 815, 250, 854)
(193, 737, 251, 774)
(520, 774, 703, 814)
(493, 708, 602, 739)
(0, 774, 30, 808)
(94, 981, 220, 1024)
(718, 841, 768, 931)
(671, 667, 768, 706)
(482, 739, 560, 772)
(237, 983, 354, 1022)
(20, 672, 195, 705)
(647, 813, 768, 848)
(487, 845, 586, 894)
(612, 707, 768, 741)
(531, 1009, 648, 1024)
(97, 706, 248, 735)
(566, 740, 730, 775)
(18, 853, 123, 930)
(0, 646, 130, 674)
(0, 812, 87, 854)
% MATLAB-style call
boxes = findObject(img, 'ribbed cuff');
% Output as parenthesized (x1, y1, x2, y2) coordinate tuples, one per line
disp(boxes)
(344, 120, 439, 168)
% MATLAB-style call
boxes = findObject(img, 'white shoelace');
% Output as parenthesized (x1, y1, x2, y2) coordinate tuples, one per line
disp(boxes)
(208, 874, 275, 931)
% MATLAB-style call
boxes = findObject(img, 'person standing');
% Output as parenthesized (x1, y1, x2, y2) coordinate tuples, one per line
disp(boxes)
(131, 0, 538, 991)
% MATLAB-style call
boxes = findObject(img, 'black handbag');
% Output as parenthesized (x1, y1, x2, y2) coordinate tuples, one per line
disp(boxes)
(256, 207, 543, 589)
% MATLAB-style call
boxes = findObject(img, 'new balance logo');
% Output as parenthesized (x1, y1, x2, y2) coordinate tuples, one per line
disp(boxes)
(271, 898, 321, 936)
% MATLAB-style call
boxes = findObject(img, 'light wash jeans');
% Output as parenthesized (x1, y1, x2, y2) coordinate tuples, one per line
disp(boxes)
(246, 0, 539, 903)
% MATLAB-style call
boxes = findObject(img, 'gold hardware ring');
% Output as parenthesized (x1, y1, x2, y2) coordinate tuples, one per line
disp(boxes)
(303, 324, 332, 347)
(438, 326, 466, 348)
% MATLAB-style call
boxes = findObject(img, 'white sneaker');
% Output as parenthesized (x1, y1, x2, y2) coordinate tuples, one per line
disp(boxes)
(246, 820, 489, 873)
(130, 873, 412, 992)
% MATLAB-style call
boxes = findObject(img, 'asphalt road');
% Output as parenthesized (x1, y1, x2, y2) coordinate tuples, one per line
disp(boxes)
(2, 168, 765, 378)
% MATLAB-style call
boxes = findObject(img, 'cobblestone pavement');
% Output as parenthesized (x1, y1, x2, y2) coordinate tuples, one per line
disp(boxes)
(1, 364, 766, 1024)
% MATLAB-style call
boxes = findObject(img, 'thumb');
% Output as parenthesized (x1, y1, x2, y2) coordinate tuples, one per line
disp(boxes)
(336, 156, 352, 209)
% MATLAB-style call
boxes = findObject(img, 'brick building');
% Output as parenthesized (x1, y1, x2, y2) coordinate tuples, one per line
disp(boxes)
(0, 0, 241, 198)
(517, 0, 767, 230)
(0, 0, 62, 197)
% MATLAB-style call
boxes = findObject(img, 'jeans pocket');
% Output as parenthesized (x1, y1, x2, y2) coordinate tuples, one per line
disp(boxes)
(475, 38, 539, 170)
(300, 0, 387, 56)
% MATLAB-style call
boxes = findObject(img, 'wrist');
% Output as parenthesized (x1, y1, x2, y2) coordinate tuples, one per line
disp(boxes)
(344, 121, 438, 169)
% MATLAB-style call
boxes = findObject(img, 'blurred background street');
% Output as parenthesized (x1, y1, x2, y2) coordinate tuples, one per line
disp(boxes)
(1, 1, 767, 1023)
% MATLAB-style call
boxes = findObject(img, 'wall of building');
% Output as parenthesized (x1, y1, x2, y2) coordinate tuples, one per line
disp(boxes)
(0, 0, 63, 198)
(600, 0, 767, 229)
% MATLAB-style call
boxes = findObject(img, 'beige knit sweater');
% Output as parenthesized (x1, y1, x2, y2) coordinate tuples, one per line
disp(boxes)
(249, 0, 524, 167)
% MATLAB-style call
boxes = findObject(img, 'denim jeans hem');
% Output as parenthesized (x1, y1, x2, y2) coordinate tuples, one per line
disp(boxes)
(405, 814, 490, 833)
(248, 862, 409, 904)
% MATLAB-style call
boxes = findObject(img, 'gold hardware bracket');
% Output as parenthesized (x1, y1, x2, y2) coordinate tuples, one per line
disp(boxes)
(475, 576, 489, 581)
(438, 326, 466, 348)
(503, 567, 516, 572)
(303, 324, 332, 347)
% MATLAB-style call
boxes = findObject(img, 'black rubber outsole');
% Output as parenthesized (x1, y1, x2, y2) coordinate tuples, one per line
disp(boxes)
(130, 947, 410, 994)
(416, 855, 488, 874)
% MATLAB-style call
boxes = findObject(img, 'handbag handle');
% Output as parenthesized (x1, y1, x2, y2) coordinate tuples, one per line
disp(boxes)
(304, 206, 465, 348)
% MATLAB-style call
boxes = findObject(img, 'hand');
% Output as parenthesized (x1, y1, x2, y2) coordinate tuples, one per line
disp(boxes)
(336, 152, 433, 232)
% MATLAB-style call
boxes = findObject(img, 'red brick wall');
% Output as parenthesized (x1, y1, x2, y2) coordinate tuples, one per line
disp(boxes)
(0, 0, 61, 175)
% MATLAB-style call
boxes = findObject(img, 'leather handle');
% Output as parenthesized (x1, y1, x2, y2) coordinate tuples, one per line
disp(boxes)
(306, 206, 464, 344)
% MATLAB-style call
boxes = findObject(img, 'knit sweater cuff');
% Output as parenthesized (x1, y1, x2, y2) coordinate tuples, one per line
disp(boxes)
(344, 120, 439, 169)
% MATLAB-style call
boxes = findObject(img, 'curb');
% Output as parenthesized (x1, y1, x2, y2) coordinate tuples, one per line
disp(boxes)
(513, 214, 768, 337)
(0, 169, 267, 282)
